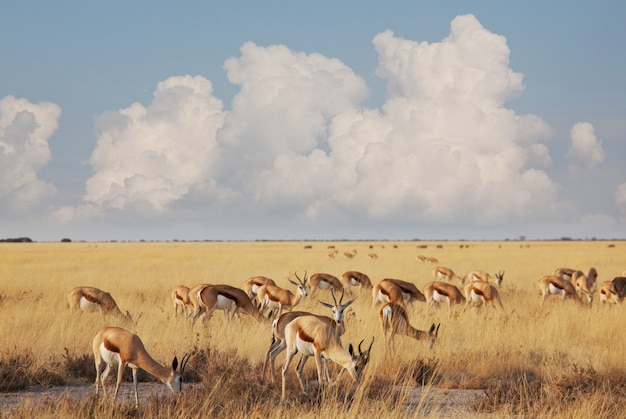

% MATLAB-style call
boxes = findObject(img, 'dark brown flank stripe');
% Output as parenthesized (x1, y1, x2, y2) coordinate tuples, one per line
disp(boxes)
(175, 292, 183, 301)
(550, 280, 565, 290)
(298, 329, 314, 343)
(473, 287, 485, 296)
(435, 286, 450, 297)
(104, 338, 120, 353)
(380, 288, 390, 297)
(84, 294, 100, 304)
(218, 291, 239, 302)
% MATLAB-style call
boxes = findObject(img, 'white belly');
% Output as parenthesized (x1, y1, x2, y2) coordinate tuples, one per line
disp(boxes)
(432, 290, 449, 304)
(318, 281, 332, 290)
(470, 290, 485, 304)
(349, 278, 361, 287)
(215, 295, 237, 311)
(548, 284, 564, 296)
(80, 297, 101, 313)
(295, 336, 317, 357)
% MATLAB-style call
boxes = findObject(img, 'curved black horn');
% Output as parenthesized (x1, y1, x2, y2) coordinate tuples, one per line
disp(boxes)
(330, 288, 338, 305)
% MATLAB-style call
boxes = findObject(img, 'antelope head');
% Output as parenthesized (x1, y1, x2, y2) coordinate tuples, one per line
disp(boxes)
(289, 271, 309, 298)
(319, 287, 355, 326)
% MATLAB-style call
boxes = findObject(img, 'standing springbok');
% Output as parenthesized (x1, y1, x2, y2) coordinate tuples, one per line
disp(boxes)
(463, 281, 504, 311)
(341, 270, 373, 294)
(379, 302, 440, 352)
(308, 273, 344, 297)
(432, 266, 462, 283)
(281, 315, 372, 401)
(262, 288, 355, 383)
(256, 272, 308, 317)
(537, 275, 579, 306)
(571, 271, 594, 305)
(423, 281, 465, 309)
(372, 278, 426, 308)
(599, 277, 626, 305)
(171, 285, 192, 318)
(68, 286, 132, 324)
(92, 326, 190, 407)
(192, 284, 266, 326)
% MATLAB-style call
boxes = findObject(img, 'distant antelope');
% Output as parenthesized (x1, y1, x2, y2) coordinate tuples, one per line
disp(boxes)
(341, 270, 373, 294)
(465, 270, 505, 287)
(171, 285, 192, 318)
(432, 266, 462, 283)
(417, 255, 438, 263)
(537, 275, 579, 306)
(343, 250, 357, 259)
(379, 302, 440, 352)
(281, 315, 372, 400)
(256, 272, 308, 317)
(308, 273, 344, 297)
(93, 326, 190, 407)
(367, 253, 378, 259)
(463, 281, 504, 311)
(372, 278, 426, 308)
(423, 281, 465, 309)
(68, 286, 132, 324)
(192, 284, 266, 326)
(243, 276, 276, 298)
(599, 277, 626, 305)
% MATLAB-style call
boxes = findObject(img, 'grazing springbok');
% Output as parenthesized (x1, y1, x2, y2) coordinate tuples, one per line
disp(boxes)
(171, 285, 192, 318)
(372, 278, 426, 308)
(68, 286, 132, 324)
(243, 276, 276, 298)
(341, 270, 373, 294)
(571, 270, 594, 305)
(379, 302, 440, 352)
(192, 284, 266, 326)
(464, 271, 505, 287)
(256, 272, 308, 317)
(463, 281, 504, 311)
(423, 281, 465, 309)
(186, 283, 212, 320)
(599, 277, 626, 305)
(92, 326, 190, 407)
(262, 288, 355, 383)
(308, 273, 344, 297)
(432, 266, 462, 283)
(537, 275, 580, 306)
(281, 315, 373, 401)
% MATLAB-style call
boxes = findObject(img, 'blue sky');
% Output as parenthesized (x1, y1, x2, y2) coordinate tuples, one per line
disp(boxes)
(1, 1, 625, 241)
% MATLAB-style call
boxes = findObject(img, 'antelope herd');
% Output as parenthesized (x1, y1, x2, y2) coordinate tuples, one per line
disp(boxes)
(64, 250, 624, 405)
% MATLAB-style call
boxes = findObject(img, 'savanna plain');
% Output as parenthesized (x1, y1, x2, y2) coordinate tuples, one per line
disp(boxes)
(0, 240, 624, 418)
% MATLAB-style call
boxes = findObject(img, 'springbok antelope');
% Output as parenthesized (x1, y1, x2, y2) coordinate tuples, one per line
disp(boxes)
(367, 253, 379, 259)
(464, 270, 505, 287)
(379, 302, 440, 352)
(423, 281, 465, 309)
(343, 250, 357, 259)
(256, 272, 308, 317)
(92, 326, 190, 407)
(432, 266, 462, 283)
(463, 281, 504, 311)
(186, 283, 212, 320)
(308, 273, 344, 297)
(192, 284, 266, 326)
(68, 286, 132, 324)
(599, 277, 626, 305)
(571, 271, 594, 305)
(262, 288, 355, 383)
(171, 285, 192, 318)
(341, 270, 373, 294)
(372, 278, 426, 308)
(243, 276, 276, 298)
(537, 275, 579, 306)
(281, 315, 372, 401)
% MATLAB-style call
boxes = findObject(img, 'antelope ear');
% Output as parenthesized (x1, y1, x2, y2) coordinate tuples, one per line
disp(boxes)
(172, 356, 179, 371)
(288, 279, 298, 286)
(318, 300, 332, 308)
(348, 343, 354, 357)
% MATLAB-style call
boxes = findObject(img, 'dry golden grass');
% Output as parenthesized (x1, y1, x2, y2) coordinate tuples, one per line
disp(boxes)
(0, 240, 625, 417)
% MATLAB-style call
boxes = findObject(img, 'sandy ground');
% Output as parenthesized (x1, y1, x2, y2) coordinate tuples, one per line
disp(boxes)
(0, 384, 487, 417)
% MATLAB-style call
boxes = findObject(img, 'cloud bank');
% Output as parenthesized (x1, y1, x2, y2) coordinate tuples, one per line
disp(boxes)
(0, 96, 59, 211)
(59, 14, 561, 227)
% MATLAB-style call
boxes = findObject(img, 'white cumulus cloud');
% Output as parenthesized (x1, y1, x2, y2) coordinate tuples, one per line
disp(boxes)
(567, 122, 605, 169)
(64, 14, 561, 228)
(0, 95, 59, 211)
